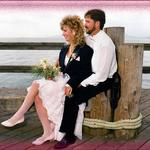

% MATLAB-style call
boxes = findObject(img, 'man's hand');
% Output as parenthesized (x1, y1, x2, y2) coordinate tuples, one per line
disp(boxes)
(64, 84, 72, 96)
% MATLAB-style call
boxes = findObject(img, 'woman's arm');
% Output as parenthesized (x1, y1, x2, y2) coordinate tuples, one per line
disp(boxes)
(67, 45, 93, 89)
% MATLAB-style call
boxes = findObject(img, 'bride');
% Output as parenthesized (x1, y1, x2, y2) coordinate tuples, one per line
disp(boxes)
(1, 15, 93, 145)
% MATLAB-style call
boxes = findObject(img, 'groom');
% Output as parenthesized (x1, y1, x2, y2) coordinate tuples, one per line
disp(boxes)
(54, 9, 118, 149)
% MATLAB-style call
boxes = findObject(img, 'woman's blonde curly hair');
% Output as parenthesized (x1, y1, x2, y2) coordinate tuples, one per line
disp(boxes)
(60, 15, 85, 46)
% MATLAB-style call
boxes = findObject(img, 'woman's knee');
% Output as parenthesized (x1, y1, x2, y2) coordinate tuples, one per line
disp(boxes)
(31, 81, 39, 89)
(34, 95, 42, 105)
(29, 81, 39, 95)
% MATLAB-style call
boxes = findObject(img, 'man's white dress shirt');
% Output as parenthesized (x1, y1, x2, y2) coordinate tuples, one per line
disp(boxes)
(81, 30, 117, 87)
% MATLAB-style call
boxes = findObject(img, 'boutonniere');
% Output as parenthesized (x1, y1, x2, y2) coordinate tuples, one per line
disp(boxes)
(70, 53, 78, 61)
(72, 53, 77, 59)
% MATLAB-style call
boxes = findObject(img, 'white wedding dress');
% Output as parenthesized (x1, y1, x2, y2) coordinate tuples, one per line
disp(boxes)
(29, 74, 86, 141)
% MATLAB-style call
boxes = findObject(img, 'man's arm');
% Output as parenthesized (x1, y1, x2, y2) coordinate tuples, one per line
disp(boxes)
(81, 45, 116, 87)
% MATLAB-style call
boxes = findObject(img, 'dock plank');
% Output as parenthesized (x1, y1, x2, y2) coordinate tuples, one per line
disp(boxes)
(0, 89, 150, 150)
(73, 136, 106, 150)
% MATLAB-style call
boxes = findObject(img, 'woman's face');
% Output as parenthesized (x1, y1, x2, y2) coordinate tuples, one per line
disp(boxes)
(62, 25, 74, 44)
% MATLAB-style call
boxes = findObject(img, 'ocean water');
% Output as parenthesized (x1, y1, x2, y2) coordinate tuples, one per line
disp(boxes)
(0, 50, 59, 88)
(0, 50, 149, 89)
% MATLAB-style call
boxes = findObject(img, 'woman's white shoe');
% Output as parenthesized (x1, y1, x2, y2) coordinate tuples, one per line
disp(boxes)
(1, 117, 24, 127)
(32, 132, 55, 145)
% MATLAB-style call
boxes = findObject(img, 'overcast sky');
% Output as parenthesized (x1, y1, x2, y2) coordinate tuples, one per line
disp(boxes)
(0, 1, 149, 42)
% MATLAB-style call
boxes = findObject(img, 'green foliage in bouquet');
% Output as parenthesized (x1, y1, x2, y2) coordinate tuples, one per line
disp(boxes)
(32, 59, 60, 79)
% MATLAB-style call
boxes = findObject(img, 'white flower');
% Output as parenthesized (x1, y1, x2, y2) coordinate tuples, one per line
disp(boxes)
(43, 64, 47, 69)
(40, 59, 48, 65)
(40, 59, 49, 69)
(71, 53, 77, 59)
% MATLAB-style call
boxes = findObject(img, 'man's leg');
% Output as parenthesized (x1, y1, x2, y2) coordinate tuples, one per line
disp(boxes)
(54, 85, 98, 149)
(59, 96, 79, 138)
(54, 78, 113, 149)
(54, 96, 78, 149)
(59, 85, 98, 134)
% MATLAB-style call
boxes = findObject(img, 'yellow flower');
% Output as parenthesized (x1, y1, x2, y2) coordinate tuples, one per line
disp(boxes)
(32, 59, 60, 79)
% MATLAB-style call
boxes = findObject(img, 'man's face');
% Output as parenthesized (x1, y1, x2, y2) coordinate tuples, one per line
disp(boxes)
(84, 16, 96, 35)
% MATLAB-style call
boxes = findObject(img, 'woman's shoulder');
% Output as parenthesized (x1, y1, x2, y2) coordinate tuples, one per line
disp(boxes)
(60, 44, 69, 54)
(80, 44, 93, 53)
(61, 44, 69, 50)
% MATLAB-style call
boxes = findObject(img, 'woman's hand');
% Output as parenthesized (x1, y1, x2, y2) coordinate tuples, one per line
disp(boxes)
(64, 84, 72, 96)
(59, 72, 63, 76)
(47, 77, 52, 80)
(55, 59, 59, 67)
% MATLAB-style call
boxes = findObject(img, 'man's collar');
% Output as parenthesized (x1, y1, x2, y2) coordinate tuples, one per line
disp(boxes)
(86, 30, 103, 42)
(92, 30, 103, 39)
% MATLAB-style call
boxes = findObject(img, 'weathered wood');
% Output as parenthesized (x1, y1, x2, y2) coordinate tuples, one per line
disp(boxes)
(84, 91, 112, 136)
(143, 66, 150, 74)
(0, 42, 149, 51)
(0, 88, 34, 112)
(0, 42, 64, 50)
(104, 27, 144, 139)
(104, 27, 125, 46)
(114, 44, 144, 139)
(0, 65, 33, 73)
(144, 44, 150, 51)
(0, 65, 149, 73)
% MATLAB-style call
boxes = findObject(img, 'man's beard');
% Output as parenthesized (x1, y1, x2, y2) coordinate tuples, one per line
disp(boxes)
(85, 26, 96, 35)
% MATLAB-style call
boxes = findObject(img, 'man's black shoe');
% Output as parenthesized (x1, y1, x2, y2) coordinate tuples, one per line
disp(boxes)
(54, 136, 76, 149)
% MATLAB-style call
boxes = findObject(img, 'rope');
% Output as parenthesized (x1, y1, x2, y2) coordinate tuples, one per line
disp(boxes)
(83, 113, 142, 129)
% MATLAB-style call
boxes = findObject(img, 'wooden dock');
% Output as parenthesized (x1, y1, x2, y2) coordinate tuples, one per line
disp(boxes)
(0, 89, 150, 150)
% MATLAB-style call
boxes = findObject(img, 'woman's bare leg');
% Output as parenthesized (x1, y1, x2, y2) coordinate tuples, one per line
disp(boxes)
(6, 81, 39, 124)
(32, 95, 55, 145)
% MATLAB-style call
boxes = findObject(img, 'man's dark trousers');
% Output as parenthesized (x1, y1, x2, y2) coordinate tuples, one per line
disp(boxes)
(59, 78, 114, 137)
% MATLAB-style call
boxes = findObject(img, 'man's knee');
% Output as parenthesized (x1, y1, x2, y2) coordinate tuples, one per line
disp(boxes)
(64, 97, 79, 112)
(65, 97, 76, 105)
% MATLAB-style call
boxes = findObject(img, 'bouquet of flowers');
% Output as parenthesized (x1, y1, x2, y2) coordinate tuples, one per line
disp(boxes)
(32, 59, 60, 79)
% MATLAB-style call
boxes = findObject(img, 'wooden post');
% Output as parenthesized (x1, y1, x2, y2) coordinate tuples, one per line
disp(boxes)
(84, 91, 112, 136)
(105, 27, 125, 45)
(105, 27, 144, 139)
(114, 44, 143, 139)
(105, 27, 125, 63)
